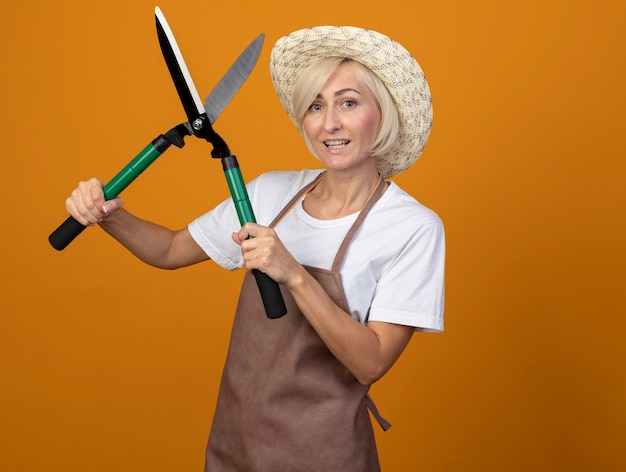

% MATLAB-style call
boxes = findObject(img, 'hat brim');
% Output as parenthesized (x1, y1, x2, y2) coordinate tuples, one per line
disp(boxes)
(270, 26, 432, 177)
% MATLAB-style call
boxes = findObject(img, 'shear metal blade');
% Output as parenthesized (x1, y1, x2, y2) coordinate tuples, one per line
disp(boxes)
(203, 33, 264, 123)
(155, 6, 205, 122)
(155, 7, 264, 125)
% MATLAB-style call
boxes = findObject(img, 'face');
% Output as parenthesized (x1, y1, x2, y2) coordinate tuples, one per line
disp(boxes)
(302, 63, 381, 175)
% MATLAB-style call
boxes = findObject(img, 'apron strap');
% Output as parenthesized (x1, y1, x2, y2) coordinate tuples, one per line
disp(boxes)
(267, 172, 391, 432)
(268, 172, 326, 229)
(331, 176, 391, 432)
(331, 176, 387, 272)
(365, 394, 392, 431)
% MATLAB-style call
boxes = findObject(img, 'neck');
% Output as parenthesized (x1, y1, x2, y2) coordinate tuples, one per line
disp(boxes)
(304, 168, 383, 220)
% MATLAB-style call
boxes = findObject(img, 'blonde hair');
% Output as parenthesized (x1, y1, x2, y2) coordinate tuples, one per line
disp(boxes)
(292, 57, 400, 160)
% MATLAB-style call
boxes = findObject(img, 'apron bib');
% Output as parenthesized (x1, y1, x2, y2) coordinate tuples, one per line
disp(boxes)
(205, 174, 389, 472)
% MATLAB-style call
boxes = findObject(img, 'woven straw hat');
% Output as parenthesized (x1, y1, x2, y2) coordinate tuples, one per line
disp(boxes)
(270, 26, 432, 178)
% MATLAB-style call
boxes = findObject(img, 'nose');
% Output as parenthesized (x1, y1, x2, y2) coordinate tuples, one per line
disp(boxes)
(322, 107, 342, 132)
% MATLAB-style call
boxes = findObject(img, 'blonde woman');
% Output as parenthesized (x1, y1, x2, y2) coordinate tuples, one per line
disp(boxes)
(65, 26, 445, 472)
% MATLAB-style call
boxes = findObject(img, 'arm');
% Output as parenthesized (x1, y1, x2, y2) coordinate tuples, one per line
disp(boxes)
(66, 178, 209, 269)
(287, 265, 414, 385)
(99, 210, 209, 269)
(233, 223, 413, 386)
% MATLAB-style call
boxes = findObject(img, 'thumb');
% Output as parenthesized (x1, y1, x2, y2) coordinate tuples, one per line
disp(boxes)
(231, 232, 243, 246)
(102, 197, 124, 216)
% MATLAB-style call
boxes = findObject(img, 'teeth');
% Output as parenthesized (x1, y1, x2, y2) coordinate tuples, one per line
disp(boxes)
(325, 140, 349, 149)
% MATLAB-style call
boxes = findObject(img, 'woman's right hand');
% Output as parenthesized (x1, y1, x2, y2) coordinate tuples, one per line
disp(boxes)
(65, 177, 124, 226)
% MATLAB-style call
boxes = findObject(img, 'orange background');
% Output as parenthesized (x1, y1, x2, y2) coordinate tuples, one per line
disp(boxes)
(2, 0, 625, 470)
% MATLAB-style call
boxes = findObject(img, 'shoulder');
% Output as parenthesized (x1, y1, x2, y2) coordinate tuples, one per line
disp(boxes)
(374, 181, 443, 230)
(249, 169, 323, 202)
(252, 169, 324, 189)
(248, 169, 324, 225)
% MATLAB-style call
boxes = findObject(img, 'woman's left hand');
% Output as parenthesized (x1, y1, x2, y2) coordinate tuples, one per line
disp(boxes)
(232, 223, 302, 286)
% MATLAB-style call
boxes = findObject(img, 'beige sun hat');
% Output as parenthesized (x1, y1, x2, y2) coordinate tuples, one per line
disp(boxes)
(269, 26, 432, 178)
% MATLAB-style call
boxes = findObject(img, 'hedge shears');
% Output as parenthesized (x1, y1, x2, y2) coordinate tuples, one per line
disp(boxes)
(49, 6, 286, 318)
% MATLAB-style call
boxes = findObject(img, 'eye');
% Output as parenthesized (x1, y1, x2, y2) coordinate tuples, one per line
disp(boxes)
(309, 103, 323, 112)
(343, 99, 357, 108)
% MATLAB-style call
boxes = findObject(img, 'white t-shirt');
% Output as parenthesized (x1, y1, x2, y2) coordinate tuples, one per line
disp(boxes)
(188, 169, 445, 332)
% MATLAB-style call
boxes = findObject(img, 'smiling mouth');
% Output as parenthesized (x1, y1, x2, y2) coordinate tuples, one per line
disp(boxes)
(324, 140, 350, 150)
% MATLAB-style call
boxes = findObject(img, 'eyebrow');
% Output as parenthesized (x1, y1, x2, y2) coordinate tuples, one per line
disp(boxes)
(316, 88, 362, 99)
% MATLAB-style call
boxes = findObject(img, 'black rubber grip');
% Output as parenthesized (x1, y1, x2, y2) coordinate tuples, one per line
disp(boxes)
(49, 215, 87, 251)
(253, 269, 287, 318)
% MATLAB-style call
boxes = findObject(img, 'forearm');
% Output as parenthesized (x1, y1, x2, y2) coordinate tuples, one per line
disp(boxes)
(99, 209, 205, 269)
(286, 266, 411, 385)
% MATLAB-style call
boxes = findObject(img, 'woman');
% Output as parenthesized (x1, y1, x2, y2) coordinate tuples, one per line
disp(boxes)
(65, 26, 444, 471)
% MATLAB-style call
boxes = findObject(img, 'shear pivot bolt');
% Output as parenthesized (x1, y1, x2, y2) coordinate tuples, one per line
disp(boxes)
(192, 118, 204, 130)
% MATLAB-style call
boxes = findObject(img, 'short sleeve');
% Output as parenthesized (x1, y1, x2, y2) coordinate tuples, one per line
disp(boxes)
(187, 169, 324, 270)
(187, 194, 244, 270)
(367, 220, 445, 332)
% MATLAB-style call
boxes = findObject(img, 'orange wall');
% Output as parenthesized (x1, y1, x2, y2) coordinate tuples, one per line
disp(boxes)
(1, 1, 625, 470)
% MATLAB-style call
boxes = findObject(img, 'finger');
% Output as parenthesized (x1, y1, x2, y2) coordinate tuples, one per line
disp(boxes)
(88, 178, 106, 209)
(65, 194, 91, 226)
(66, 186, 96, 226)
(236, 223, 252, 241)
(79, 181, 105, 223)
(240, 244, 268, 272)
(239, 222, 270, 240)
(66, 179, 105, 225)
